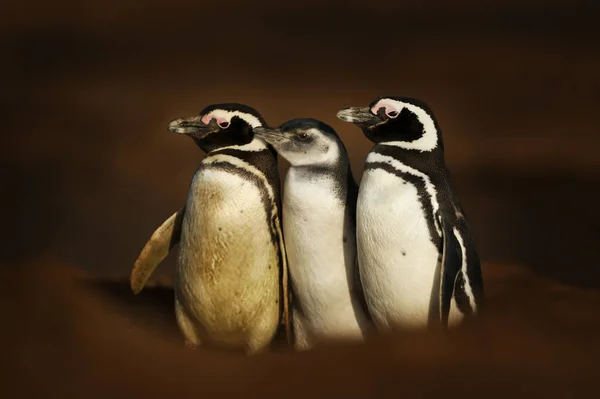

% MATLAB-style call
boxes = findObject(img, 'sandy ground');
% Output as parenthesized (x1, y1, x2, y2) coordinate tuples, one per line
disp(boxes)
(3, 258, 599, 398)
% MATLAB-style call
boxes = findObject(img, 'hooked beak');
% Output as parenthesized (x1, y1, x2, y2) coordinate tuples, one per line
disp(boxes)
(168, 116, 219, 139)
(336, 107, 381, 127)
(253, 127, 286, 144)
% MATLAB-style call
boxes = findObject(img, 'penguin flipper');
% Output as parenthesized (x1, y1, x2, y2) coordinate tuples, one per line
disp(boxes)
(275, 219, 292, 345)
(439, 216, 462, 328)
(354, 256, 371, 322)
(130, 207, 185, 294)
(281, 237, 293, 346)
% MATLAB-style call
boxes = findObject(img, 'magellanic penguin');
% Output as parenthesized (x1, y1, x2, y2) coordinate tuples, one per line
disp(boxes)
(336, 97, 484, 331)
(254, 118, 372, 350)
(129, 103, 291, 354)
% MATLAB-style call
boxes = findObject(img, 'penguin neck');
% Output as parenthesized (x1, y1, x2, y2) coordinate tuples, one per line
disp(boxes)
(368, 142, 453, 197)
(372, 142, 445, 169)
(206, 137, 269, 154)
(286, 158, 354, 206)
(289, 158, 349, 184)
(287, 139, 351, 179)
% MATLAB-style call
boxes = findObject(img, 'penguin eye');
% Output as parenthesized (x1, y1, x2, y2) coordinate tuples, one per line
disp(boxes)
(218, 120, 230, 129)
(298, 132, 310, 140)
(386, 110, 399, 118)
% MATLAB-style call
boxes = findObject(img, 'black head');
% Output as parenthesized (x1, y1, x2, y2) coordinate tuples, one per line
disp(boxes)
(254, 118, 344, 167)
(168, 103, 267, 153)
(336, 96, 442, 152)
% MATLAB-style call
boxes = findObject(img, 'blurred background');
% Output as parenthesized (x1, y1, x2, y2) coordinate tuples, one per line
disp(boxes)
(3, 1, 600, 397)
(5, 0, 600, 285)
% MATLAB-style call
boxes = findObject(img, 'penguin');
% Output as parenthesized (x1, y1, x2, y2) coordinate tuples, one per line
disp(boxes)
(336, 96, 484, 331)
(254, 118, 372, 350)
(130, 103, 291, 354)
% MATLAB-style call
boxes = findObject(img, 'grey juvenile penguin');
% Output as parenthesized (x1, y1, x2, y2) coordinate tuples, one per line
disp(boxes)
(255, 118, 371, 350)
(337, 97, 484, 331)
(130, 103, 291, 354)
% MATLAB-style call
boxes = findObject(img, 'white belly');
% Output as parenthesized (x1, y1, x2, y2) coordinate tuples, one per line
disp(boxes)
(177, 166, 280, 344)
(357, 167, 440, 330)
(283, 171, 367, 341)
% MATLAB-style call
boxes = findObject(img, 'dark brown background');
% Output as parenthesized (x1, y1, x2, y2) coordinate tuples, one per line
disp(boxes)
(3, 1, 600, 397)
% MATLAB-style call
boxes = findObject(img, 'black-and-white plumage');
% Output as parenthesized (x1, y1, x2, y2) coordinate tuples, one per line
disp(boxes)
(131, 103, 290, 354)
(337, 97, 484, 330)
(255, 118, 371, 350)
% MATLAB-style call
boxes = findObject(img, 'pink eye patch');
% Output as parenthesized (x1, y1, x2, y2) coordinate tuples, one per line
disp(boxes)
(201, 114, 213, 125)
(371, 100, 401, 118)
(201, 114, 230, 128)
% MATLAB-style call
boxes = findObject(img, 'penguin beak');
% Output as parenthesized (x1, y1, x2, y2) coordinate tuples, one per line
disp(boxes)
(253, 127, 285, 144)
(336, 107, 381, 127)
(168, 116, 219, 139)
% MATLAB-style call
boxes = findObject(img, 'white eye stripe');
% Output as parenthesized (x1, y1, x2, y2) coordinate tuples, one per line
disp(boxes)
(372, 98, 439, 152)
(198, 108, 267, 153)
(202, 109, 263, 129)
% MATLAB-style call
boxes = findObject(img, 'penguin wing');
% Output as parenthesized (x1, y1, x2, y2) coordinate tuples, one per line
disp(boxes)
(276, 221, 293, 345)
(439, 215, 462, 327)
(354, 255, 372, 322)
(130, 207, 185, 294)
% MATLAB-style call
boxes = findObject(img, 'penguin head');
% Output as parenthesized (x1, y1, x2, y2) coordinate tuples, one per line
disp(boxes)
(168, 103, 267, 152)
(254, 118, 343, 167)
(336, 96, 442, 152)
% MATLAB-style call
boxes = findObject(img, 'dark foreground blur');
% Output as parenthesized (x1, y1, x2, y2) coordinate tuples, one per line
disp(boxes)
(3, 258, 600, 398)
(3, 1, 600, 397)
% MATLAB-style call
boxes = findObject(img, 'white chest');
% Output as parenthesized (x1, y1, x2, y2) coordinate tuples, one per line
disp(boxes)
(179, 166, 278, 298)
(283, 172, 347, 259)
(174, 154, 281, 349)
(357, 167, 440, 329)
(282, 170, 365, 335)
(185, 167, 267, 237)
